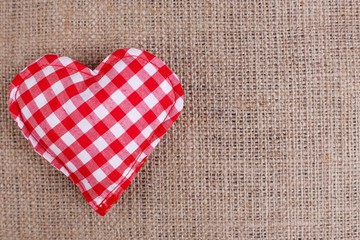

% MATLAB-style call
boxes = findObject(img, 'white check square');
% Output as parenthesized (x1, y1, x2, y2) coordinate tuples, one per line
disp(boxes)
(93, 196, 104, 205)
(127, 75, 142, 90)
(141, 125, 153, 138)
(159, 81, 172, 94)
(143, 93, 158, 109)
(127, 48, 142, 56)
(21, 105, 32, 120)
(93, 168, 107, 182)
(110, 89, 126, 105)
(108, 155, 123, 169)
(62, 100, 77, 114)
(113, 60, 127, 73)
(175, 98, 184, 111)
(34, 125, 46, 138)
(79, 88, 93, 101)
(33, 93, 47, 108)
(61, 132, 76, 145)
(93, 137, 108, 152)
(59, 167, 69, 176)
(65, 161, 77, 172)
(77, 149, 92, 164)
(70, 72, 83, 83)
(99, 75, 111, 88)
(143, 63, 157, 76)
(93, 105, 109, 120)
(77, 118, 92, 133)
(157, 110, 168, 123)
(25, 76, 37, 89)
(151, 138, 161, 148)
(109, 122, 125, 138)
(59, 56, 73, 66)
(42, 66, 55, 76)
(81, 179, 92, 191)
(51, 81, 65, 95)
(127, 108, 142, 123)
(125, 140, 138, 153)
(50, 144, 62, 155)
(46, 112, 61, 128)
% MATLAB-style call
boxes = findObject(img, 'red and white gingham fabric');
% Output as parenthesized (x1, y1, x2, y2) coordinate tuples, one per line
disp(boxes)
(8, 48, 184, 215)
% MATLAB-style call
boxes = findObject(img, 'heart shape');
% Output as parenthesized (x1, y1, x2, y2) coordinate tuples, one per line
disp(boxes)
(8, 48, 184, 215)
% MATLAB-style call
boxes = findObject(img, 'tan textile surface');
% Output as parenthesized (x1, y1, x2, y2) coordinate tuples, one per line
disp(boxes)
(1, 0, 360, 239)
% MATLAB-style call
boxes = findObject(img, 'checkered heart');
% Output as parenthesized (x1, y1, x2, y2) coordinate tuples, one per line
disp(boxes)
(8, 48, 184, 215)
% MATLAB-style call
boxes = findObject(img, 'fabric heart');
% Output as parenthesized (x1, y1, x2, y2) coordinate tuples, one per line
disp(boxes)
(8, 48, 184, 216)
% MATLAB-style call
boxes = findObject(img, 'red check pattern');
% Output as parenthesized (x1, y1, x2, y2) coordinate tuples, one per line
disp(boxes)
(8, 48, 184, 216)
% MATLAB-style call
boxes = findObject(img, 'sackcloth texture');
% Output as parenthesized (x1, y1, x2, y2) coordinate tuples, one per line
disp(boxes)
(1, 0, 360, 239)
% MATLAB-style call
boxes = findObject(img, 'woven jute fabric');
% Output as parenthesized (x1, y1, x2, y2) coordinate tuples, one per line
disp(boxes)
(1, 0, 360, 239)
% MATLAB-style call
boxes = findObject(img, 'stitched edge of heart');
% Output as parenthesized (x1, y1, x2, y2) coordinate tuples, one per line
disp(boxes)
(8, 48, 184, 216)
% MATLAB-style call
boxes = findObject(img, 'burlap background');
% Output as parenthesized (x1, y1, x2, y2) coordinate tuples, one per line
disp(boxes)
(1, 0, 360, 239)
